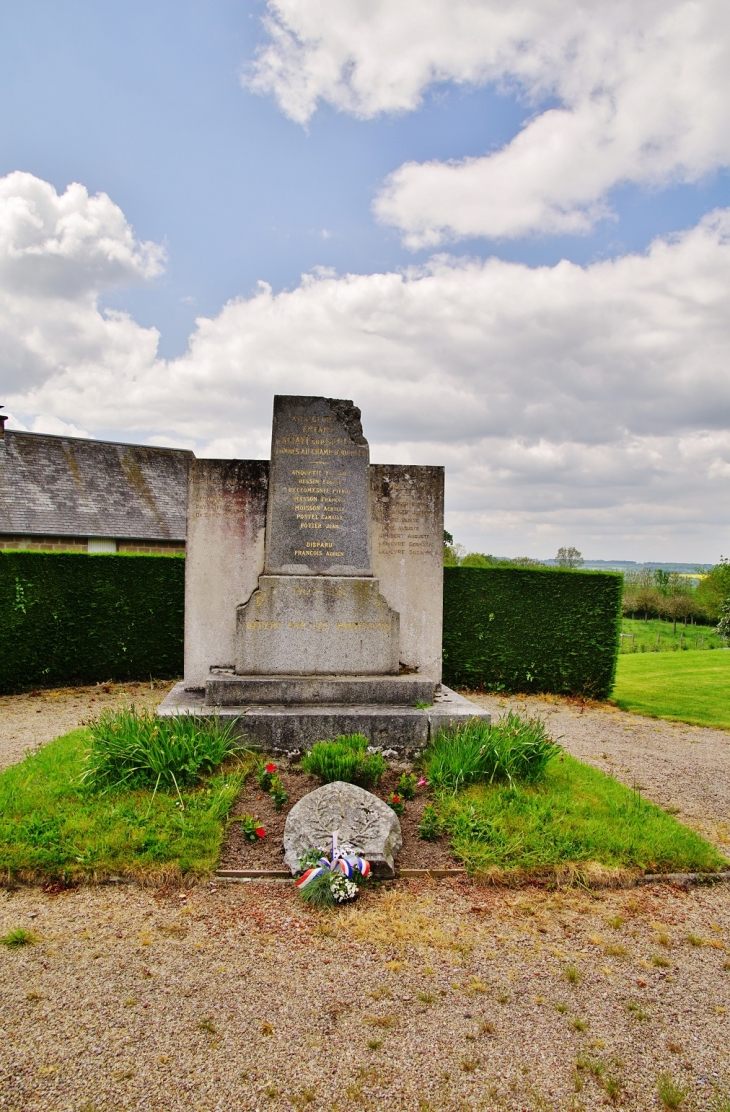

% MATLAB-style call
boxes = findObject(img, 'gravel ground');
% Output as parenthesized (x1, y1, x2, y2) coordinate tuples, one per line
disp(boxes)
(466, 692, 730, 859)
(1, 878, 730, 1111)
(2, 686, 730, 1108)
(0, 681, 176, 771)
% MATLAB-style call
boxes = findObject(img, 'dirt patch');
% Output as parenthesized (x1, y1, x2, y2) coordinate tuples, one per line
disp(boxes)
(220, 764, 459, 872)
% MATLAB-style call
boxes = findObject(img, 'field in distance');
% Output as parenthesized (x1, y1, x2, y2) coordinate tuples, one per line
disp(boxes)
(613, 650, 730, 730)
(620, 616, 723, 653)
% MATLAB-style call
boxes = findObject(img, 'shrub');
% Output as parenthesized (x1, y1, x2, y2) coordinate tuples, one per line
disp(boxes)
(0, 551, 184, 694)
(300, 734, 386, 788)
(424, 712, 559, 793)
(82, 707, 242, 794)
(442, 565, 622, 697)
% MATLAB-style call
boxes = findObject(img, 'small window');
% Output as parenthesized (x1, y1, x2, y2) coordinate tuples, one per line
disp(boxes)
(87, 538, 118, 553)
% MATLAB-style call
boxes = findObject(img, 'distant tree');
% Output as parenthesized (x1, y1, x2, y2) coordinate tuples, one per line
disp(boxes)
(510, 556, 544, 567)
(695, 557, 730, 621)
(555, 546, 584, 569)
(718, 598, 730, 643)
(461, 552, 496, 567)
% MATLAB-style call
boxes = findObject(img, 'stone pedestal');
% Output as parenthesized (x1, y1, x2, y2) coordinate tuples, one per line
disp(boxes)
(236, 575, 399, 675)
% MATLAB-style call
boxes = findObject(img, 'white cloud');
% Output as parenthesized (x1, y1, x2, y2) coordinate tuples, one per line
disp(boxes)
(0, 173, 164, 395)
(247, 0, 730, 242)
(5, 173, 729, 559)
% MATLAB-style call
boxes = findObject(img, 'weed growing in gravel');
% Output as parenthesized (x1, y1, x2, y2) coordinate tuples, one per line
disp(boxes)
(652, 954, 671, 968)
(82, 708, 242, 793)
(290, 1088, 315, 1110)
(1, 928, 37, 948)
(198, 1018, 217, 1035)
(687, 933, 705, 946)
(555, 1002, 569, 1013)
(564, 965, 581, 984)
(479, 1019, 496, 1035)
(605, 943, 628, 957)
(301, 734, 386, 788)
(365, 1015, 396, 1029)
(424, 712, 559, 792)
(571, 1017, 588, 1032)
(657, 1073, 689, 1110)
(417, 991, 435, 1004)
(608, 915, 625, 929)
(626, 1001, 648, 1020)
(366, 1039, 382, 1051)
(460, 1056, 480, 1073)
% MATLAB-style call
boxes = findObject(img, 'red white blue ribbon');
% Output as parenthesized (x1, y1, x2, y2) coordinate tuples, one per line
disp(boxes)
(295, 831, 371, 889)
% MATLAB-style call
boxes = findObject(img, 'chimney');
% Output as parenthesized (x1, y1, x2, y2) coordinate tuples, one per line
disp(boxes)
(0, 407, 6, 438)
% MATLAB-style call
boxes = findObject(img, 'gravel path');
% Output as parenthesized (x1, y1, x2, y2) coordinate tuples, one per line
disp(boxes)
(1, 878, 730, 1111)
(0, 680, 176, 771)
(467, 692, 730, 859)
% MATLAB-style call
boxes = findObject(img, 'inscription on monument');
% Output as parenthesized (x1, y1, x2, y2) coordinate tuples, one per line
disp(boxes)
(265, 396, 371, 576)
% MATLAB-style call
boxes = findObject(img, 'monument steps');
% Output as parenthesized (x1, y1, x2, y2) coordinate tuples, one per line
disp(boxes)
(205, 672, 434, 706)
(158, 681, 484, 754)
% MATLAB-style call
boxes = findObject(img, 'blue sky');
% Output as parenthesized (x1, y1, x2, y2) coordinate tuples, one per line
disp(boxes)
(1, 1, 729, 561)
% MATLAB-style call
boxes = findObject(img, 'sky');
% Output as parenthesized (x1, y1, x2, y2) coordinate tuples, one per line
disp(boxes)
(1, 0, 729, 562)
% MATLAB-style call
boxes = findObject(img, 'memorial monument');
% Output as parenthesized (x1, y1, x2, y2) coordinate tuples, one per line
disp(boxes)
(159, 395, 489, 751)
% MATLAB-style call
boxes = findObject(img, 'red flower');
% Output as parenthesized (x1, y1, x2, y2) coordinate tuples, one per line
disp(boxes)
(392, 795, 401, 803)
(255, 827, 267, 838)
(265, 763, 277, 773)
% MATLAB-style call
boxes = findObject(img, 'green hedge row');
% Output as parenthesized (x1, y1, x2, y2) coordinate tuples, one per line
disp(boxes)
(0, 552, 184, 694)
(442, 565, 622, 698)
(1, 554, 622, 699)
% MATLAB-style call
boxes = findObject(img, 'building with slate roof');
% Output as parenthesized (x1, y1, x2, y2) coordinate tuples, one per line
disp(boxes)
(0, 420, 191, 554)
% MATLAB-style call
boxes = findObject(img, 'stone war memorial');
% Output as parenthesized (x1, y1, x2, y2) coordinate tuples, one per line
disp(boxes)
(159, 394, 489, 751)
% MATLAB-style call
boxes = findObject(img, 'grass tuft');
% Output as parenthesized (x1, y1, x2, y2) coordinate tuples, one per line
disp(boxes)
(82, 707, 243, 793)
(1, 928, 38, 949)
(657, 1073, 688, 1110)
(424, 712, 559, 793)
(300, 734, 386, 788)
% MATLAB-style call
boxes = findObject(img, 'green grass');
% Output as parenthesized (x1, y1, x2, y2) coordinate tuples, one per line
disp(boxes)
(0, 728, 250, 881)
(424, 713, 559, 792)
(620, 617, 722, 653)
(613, 650, 730, 729)
(433, 753, 725, 876)
(300, 734, 386, 788)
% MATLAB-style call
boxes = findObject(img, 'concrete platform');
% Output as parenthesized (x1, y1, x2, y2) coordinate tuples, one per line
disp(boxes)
(157, 682, 490, 755)
(205, 672, 435, 706)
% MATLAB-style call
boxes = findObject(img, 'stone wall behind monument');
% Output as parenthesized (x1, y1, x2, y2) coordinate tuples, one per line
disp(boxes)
(184, 459, 444, 688)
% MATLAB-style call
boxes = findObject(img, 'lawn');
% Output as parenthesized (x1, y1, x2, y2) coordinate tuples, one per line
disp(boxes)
(433, 753, 725, 877)
(620, 616, 723, 653)
(613, 649, 730, 730)
(0, 727, 251, 882)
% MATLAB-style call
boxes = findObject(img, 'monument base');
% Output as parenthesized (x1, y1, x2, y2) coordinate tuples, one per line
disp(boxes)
(157, 682, 490, 755)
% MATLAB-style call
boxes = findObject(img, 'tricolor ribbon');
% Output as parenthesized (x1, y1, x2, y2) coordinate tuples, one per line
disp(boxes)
(295, 830, 371, 889)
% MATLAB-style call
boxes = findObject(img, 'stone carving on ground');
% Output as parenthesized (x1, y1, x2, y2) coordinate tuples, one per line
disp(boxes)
(283, 781, 402, 877)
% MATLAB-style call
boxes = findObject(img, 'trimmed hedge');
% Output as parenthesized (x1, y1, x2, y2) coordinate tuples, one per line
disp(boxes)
(443, 565, 622, 697)
(0, 552, 184, 694)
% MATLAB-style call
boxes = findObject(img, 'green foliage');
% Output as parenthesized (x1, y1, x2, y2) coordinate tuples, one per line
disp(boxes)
(1, 928, 38, 949)
(397, 772, 417, 801)
(657, 1074, 688, 1110)
(82, 708, 242, 793)
(696, 557, 730, 621)
(433, 753, 725, 875)
(418, 804, 442, 841)
(424, 713, 560, 793)
(442, 565, 622, 697)
(387, 792, 405, 816)
(0, 728, 247, 879)
(232, 813, 266, 841)
(256, 761, 289, 810)
(300, 734, 386, 788)
(0, 551, 184, 694)
(297, 871, 336, 907)
(613, 650, 730, 729)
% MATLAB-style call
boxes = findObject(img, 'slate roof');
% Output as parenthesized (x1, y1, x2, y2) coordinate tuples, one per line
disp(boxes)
(0, 431, 191, 541)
